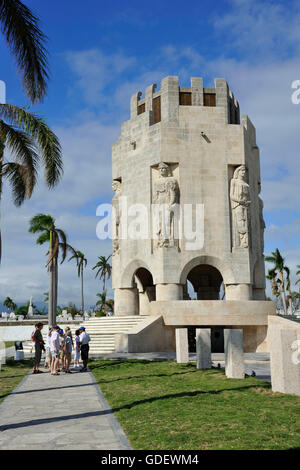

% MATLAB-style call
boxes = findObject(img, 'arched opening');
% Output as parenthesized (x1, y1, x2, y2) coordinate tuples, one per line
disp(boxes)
(185, 263, 225, 353)
(187, 264, 223, 300)
(134, 267, 156, 315)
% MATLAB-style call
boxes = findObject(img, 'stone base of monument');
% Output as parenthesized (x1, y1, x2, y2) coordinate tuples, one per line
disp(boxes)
(268, 316, 300, 396)
(224, 329, 245, 379)
(196, 328, 211, 369)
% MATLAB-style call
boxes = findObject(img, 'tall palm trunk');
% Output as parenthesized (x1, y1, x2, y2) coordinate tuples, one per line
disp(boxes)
(53, 255, 58, 323)
(0, 140, 4, 262)
(48, 232, 55, 326)
(81, 266, 84, 313)
(279, 270, 287, 315)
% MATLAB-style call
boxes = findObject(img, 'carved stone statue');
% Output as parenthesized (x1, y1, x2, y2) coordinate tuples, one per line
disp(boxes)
(112, 180, 121, 254)
(153, 162, 179, 247)
(230, 165, 251, 248)
(258, 180, 265, 253)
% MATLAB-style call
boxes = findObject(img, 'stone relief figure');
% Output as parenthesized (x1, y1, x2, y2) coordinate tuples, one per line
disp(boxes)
(153, 162, 179, 248)
(258, 180, 265, 253)
(230, 165, 251, 248)
(112, 180, 121, 254)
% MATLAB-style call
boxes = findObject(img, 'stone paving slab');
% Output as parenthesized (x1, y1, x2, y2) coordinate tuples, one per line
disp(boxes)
(0, 367, 131, 450)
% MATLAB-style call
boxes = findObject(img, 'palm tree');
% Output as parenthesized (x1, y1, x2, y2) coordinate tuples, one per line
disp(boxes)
(43, 291, 49, 303)
(265, 249, 289, 315)
(0, 0, 49, 104)
(69, 250, 87, 313)
(266, 268, 279, 299)
(92, 255, 112, 294)
(96, 292, 114, 315)
(28, 213, 76, 325)
(295, 265, 300, 290)
(0, 104, 63, 261)
(3, 295, 16, 311)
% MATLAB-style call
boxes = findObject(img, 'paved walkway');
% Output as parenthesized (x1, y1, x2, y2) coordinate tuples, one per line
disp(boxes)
(0, 367, 131, 450)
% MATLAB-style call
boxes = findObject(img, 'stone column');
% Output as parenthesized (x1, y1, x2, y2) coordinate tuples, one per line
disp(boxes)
(196, 328, 211, 369)
(160, 76, 179, 122)
(214, 78, 229, 123)
(224, 329, 245, 379)
(156, 283, 183, 301)
(269, 328, 300, 396)
(114, 287, 139, 316)
(175, 328, 189, 363)
(191, 77, 203, 106)
(225, 284, 252, 300)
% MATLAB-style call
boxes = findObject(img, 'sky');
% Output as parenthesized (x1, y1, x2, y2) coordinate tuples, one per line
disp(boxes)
(0, 0, 300, 309)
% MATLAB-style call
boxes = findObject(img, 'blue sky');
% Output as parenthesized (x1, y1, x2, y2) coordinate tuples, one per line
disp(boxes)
(1, 0, 300, 308)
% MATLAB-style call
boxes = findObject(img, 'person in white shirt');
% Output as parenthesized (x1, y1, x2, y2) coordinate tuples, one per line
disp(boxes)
(78, 327, 90, 372)
(45, 327, 53, 369)
(50, 325, 61, 376)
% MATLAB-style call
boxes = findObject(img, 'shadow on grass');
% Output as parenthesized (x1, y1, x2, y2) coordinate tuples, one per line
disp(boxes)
(0, 374, 29, 380)
(109, 383, 268, 412)
(95, 369, 198, 384)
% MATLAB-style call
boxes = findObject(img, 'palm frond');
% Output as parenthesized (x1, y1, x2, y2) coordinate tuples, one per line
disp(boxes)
(1, 120, 38, 196)
(0, 0, 49, 103)
(2, 161, 27, 205)
(0, 104, 63, 187)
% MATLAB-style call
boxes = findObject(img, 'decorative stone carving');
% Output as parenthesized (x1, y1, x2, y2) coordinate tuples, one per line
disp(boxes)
(112, 180, 122, 254)
(258, 180, 265, 253)
(230, 165, 251, 248)
(153, 162, 179, 248)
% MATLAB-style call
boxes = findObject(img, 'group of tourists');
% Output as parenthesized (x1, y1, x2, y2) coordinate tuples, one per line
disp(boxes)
(31, 322, 90, 376)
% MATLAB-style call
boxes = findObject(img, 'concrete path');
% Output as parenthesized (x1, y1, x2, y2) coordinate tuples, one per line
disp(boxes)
(0, 367, 131, 450)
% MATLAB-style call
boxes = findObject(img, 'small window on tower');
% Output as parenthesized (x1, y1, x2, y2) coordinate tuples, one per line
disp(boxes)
(203, 93, 216, 107)
(152, 96, 161, 124)
(137, 103, 145, 115)
(179, 92, 192, 106)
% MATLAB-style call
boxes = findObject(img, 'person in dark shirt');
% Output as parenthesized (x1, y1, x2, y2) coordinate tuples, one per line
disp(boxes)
(32, 323, 45, 374)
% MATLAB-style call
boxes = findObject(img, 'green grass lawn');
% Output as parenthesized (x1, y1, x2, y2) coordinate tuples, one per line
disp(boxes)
(0, 358, 33, 405)
(4, 342, 15, 349)
(90, 359, 300, 450)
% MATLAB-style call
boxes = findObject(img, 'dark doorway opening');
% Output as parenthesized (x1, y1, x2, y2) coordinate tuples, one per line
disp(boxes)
(188, 326, 225, 353)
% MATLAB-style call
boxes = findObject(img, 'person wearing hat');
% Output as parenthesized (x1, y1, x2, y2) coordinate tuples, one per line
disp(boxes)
(78, 326, 90, 372)
(50, 325, 61, 376)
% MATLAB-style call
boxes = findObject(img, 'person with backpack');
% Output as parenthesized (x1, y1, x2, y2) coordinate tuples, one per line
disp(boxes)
(63, 329, 73, 373)
(32, 323, 45, 374)
(73, 329, 81, 368)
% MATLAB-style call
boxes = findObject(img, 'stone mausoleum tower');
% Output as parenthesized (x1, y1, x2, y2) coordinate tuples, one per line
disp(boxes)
(112, 76, 273, 352)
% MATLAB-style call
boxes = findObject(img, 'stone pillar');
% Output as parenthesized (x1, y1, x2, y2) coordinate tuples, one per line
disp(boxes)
(269, 328, 300, 396)
(175, 328, 189, 363)
(156, 283, 183, 301)
(130, 91, 142, 119)
(191, 77, 203, 106)
(114, 287, 139, 316)
(214, 78, 229, 123)
(225, 284, 252, 300)
(145, 83, 156, 112)
(160, 76, 179, 122)
(139, 291, 150, 316)
(224, 329, 245, 379)
(196, 328, 211, 369)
